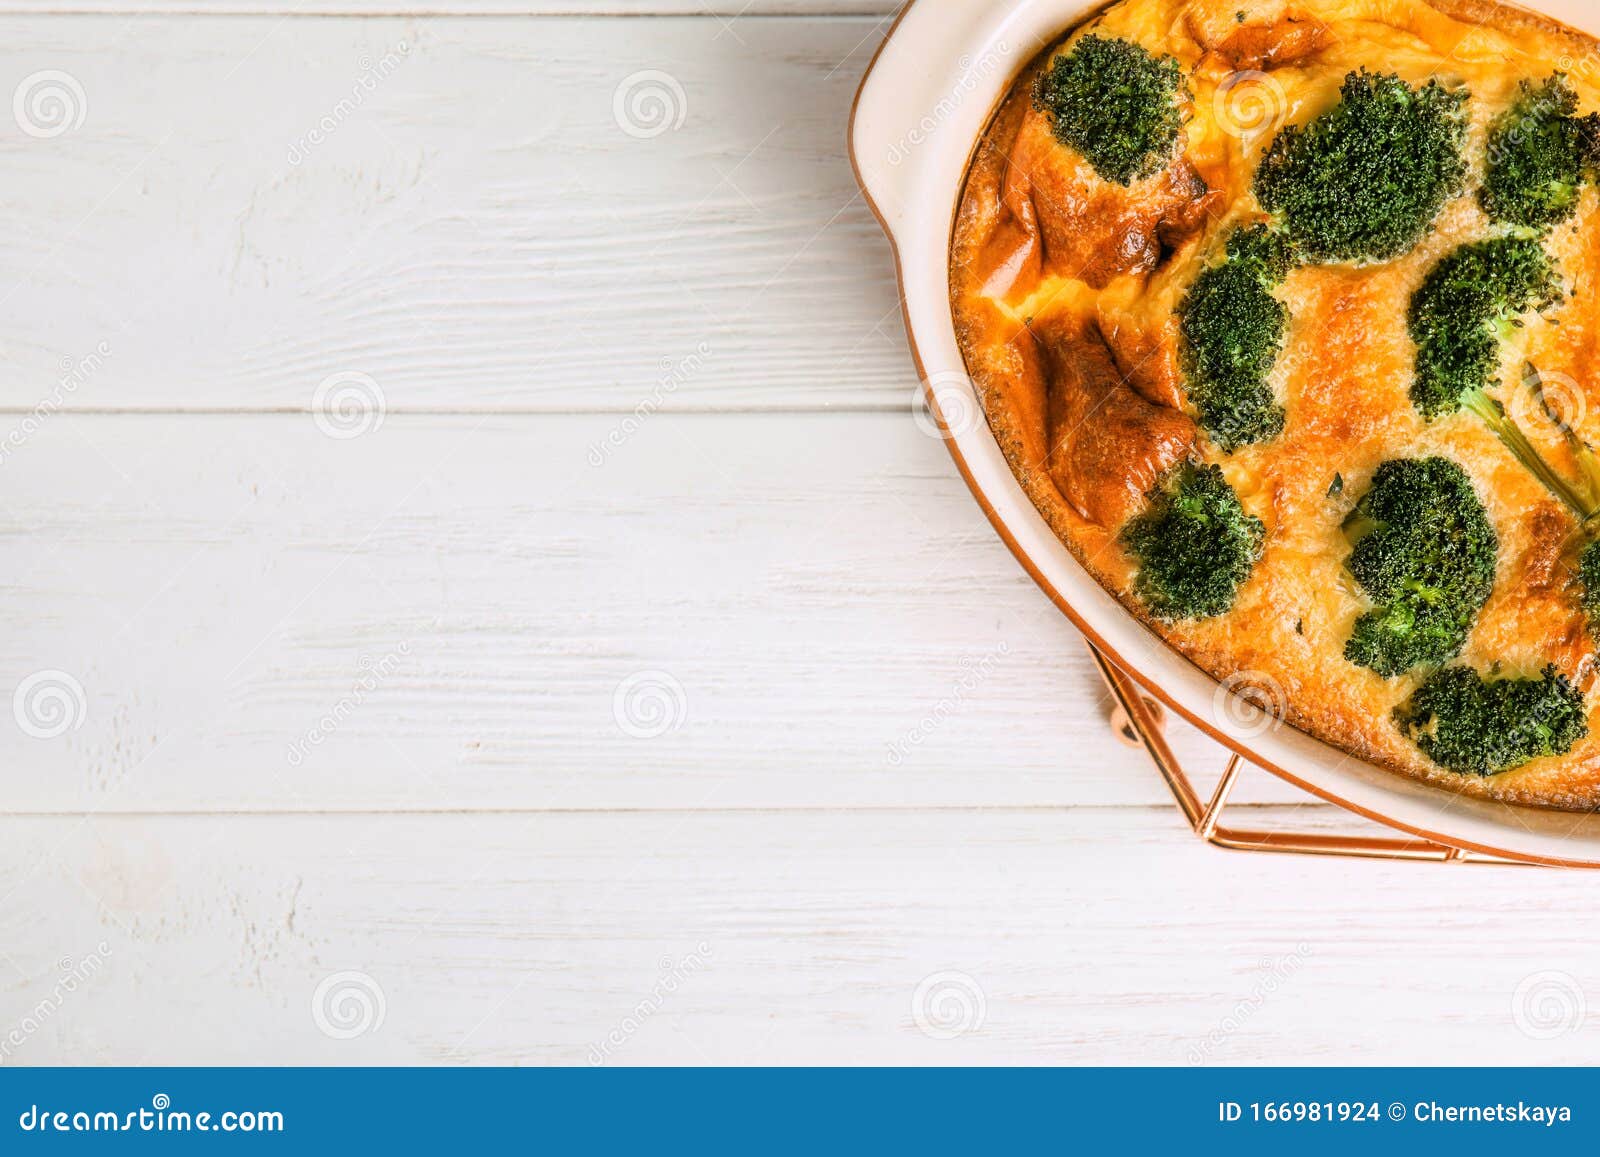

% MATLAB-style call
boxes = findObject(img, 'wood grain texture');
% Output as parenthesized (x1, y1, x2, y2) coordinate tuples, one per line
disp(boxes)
(0, 5, 1550, 1071)
(0, 410, 1300, 811)
(1, 807, 1593, 1065)
(0, 15, 908, 412)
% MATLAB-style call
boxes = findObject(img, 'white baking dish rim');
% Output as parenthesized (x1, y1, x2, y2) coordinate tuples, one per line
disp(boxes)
(850, 0, 1600, 864)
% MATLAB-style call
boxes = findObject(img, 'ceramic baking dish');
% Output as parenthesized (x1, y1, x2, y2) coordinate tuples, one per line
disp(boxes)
(849, 0, 1600, 865)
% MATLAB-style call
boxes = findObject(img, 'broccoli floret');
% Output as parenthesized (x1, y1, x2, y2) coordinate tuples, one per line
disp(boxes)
(1511, 367, 1600, 642)
(1409, 239, 1560, 422)
(1223, 221, 1297, 277)
(1406, 238, 1590, 510)
(1580, 539, 1600, 641)
(1394, 664, 1588, 775)
(1177, 226, 1293, 451)
(1120, 460, 1265, 620)
(1502, 363, 1600, 641)
(1481, 75, 1600, 231)
(1254, 71, 1468, 264)
(1412, 254, 1600, 647)
(1341, 458, 1497, 677)
(1033, 34, 1184, 186)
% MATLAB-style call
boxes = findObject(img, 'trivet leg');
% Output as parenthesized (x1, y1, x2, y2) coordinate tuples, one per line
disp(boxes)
(1083, 640, 1522, 865)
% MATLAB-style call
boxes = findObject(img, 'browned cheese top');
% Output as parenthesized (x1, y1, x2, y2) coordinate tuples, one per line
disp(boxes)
(951, 0, 1600, 809)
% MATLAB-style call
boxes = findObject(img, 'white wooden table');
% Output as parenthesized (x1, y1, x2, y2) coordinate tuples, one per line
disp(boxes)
(0, 0, 1596, 1066)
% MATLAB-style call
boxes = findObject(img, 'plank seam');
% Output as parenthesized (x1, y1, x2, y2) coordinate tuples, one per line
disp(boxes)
(0, 802, 1344, 817)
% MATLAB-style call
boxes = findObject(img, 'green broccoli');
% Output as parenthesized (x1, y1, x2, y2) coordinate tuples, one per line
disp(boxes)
(1120, 460, 1264, 620)
(1408, 238, 1579, 498)
(1033, 34, 1184, 186)
(1481, 75, 1600, 231)
(1394, 663, 1588, 775)
(1409, 244, 1600, 642)
(1484, 362, 1600, 644)
(1253, 71, 1468, 264)
(1581, 539, 1600, 639)
(1177, 225, 1293, 451)
(1505, 363, 1600, 643)
(1523, 361, 1600, 508)
(1341, 458, 1497, 677)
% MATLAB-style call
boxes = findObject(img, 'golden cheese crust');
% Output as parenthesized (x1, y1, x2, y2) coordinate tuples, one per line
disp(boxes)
(951, 0, 1600, 809)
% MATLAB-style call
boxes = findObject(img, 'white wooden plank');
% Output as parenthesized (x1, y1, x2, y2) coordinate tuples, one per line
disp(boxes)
(2, 807, 1593, 1065)
(0, 15, 907, 412)
(0, 409, 1306, 811)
